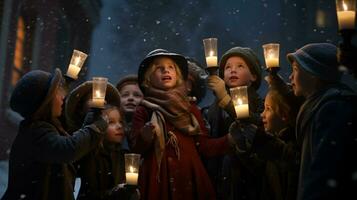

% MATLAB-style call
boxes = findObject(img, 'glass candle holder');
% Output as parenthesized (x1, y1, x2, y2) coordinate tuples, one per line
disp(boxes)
(230, 86, 249, 119)
(203, 38, 218, 68)
(262, 43, 280, 69)
(92, 77, 108, 108)
(66, 50, 88, 79)
(336, 0, 356, 30)
(125, 153, 141, 185)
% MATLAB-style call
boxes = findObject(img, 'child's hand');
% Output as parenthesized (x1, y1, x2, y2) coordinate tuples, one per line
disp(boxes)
(207, 75, 227, 100)
(141, 122, 155, 142)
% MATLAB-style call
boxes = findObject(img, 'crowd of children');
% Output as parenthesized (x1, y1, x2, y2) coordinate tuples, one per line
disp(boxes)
(1, 42, 356, 200)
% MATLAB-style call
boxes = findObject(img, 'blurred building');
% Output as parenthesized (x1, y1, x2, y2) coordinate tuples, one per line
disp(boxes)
(0, 0, 102, 160)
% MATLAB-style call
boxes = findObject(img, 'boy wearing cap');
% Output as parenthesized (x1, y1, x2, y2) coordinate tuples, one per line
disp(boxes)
(204, 47, 265, 200)
(287, 43, 357, 200)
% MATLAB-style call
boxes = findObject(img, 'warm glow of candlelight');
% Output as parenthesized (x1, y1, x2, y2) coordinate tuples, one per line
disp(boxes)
(95, 90, 100, 98)
(343, 1, 348, 10)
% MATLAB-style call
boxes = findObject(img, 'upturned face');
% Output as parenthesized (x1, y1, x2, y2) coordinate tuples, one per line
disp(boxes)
(149, 57, 178, 90)
(51, 86, 65, 118)
(223, 56, 256, 88)
(120, 83, 143, 114)
(289, 60, 316, 97)
(104, 108, 125, 144)
(260, 93, 286, 134)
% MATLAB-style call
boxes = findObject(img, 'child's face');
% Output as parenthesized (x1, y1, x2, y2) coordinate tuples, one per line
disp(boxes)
(223, 56, 256, 88)
(261, 93, 286, 134)
(289, 61, 317, 97)
(120, 83, 143, 114)
(104, 108, 125, 143)
(149, 57, 178, 90)
(51, 86, 65, 118)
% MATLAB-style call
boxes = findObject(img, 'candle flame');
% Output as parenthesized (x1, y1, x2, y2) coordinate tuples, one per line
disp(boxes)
(129, 166, 134, 173)
(209, 50, 214, 56)
(95, 90, 100, 98)
(343, 1, 348, 11)
(237, 98, 243, 105)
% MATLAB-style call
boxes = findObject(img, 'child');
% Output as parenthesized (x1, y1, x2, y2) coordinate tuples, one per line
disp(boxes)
(204, 46, 264, 200)
(231, 73, 303, 200)
(131, 49, 232, 200)
(2, 69, 108, 200)
(65, 81, 137, 200)
(116, 75, 144, 149)
(287, 43, 357, 200)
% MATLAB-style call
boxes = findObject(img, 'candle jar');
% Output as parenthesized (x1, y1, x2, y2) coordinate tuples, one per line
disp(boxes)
(262, 43, 280, 70)
(125, 153, 141, 185)
(66, 50, 88, 79)
(230, 86, 249, 119)
(203, 38, 218, 75)
(92, 77, 108, 108)
(336, 0, 356, 31)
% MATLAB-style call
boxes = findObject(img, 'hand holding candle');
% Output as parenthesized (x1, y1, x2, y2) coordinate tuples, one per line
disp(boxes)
(66, 50, 88, 79)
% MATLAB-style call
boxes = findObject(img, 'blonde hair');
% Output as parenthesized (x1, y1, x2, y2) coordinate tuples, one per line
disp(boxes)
(142, 56, 183, 88)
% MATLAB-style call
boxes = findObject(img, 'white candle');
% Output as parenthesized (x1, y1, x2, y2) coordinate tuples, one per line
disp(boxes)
(337, 10, 356, 30)
(234, 104, 249, 119)
(206, 56, 218, 67)
(126, 172, 138, 185)
(91, 98, 105, 108)
(66, 64, 81, 79)
(265, 57, 279, 68)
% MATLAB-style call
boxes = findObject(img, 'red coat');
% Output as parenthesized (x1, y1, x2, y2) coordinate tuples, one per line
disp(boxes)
(131, 104, 230, 200)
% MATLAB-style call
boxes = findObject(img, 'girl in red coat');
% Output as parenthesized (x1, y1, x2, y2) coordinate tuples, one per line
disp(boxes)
(130, 49, 232, 200)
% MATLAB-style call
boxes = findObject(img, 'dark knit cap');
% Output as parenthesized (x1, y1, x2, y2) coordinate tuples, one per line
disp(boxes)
(138, 49, 188, 93)
(287, 43, 341, 82)
(219, 47, 262, 90)
(65, 81, 121, 131)
(10, 68, 62, 119)
(116, 74, 139, 92)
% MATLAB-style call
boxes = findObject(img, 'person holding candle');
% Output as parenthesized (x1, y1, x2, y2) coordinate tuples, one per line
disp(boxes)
(65, 81, 139, 200)
(131, 49, 233, 200)
(116, 75, 144, 149)
(229, 73, 303, 200)
(1, 69, 108, 200)
(202, 46, 264, 200)
(287, 43, 357, 200)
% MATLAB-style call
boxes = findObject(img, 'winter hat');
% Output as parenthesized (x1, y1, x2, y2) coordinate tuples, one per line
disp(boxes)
(186, 57, 208, 104)
(116, 74, 139, 92)
(65, 81, 121, 131)
(10, 68, 62, 119)
(138, 49, 188, 93)
(287, 43, 341, 82)
(219, 47, 262, 90)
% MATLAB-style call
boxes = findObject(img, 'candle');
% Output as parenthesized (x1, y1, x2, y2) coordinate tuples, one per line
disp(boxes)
(337, 10, 356, 30)
(265, 57, 279, 68)
(91, 98, 105, 108)
(126, 166, 138, 185)
(234, 98, 249, 119)
(66, 64, 81, 79)
(206, 56, 218, 67)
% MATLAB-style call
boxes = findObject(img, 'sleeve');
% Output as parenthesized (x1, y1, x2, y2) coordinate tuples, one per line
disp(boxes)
(31, 122, 103, 163)
(129, 105, 155, 154)
(301, 99, 357, 200)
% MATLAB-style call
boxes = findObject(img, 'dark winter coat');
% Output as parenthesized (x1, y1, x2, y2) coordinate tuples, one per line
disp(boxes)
(76, 143, 127, 200)
(252, 127, 300, 200)
(202, 87, 265, 200)
(131, 103, 230, 200)
(296, 83, 357, 200)
(1, 120, 103, 200)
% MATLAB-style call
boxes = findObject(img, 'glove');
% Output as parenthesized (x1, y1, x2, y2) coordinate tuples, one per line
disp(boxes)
(207, 75, 231, 107)
(228, 120, 257, 153)
(82, 108, 108, 133)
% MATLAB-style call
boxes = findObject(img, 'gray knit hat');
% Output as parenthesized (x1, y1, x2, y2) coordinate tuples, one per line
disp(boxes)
(287, 43, 341, 82)
(219, 47, 262, 90)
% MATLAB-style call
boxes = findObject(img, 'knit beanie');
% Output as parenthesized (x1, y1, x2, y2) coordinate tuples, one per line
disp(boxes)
(287, 43, 341, 82)
(219, 47, 262, 90)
